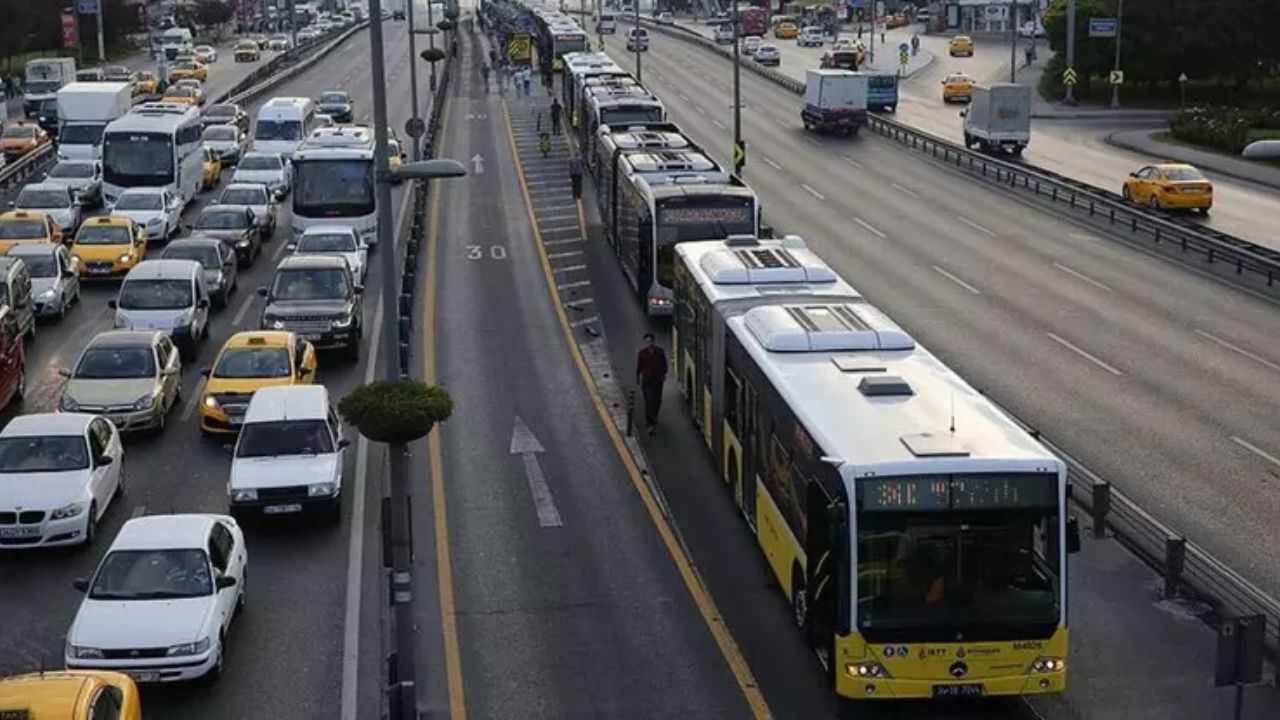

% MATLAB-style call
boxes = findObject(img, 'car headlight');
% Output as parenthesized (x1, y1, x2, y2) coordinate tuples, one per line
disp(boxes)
(166, 637, 212, 657)
(50, 501, 88, 520)
(134, 394, 156, 410)
(203, 394, 220, 409)
(69, 644, 103, 659)
(309, 482, 337, 497)
(146, 217, 163, 227)
(118, 254, 132, 263)
(231, 488, 258, 502)
(236, 238, 250, 247)
(59, 395, 80, 412)
(331, 315, 352, 329)
(269, 318, 286, 330)
(41, 288, 57, 299)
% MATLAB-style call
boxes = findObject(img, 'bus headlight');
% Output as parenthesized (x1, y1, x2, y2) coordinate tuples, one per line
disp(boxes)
(1027, 657, 1065, 674)
(845, 662, 891, 678)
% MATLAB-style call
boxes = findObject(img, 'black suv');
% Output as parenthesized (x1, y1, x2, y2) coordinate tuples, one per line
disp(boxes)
(258, 255, 362, 360)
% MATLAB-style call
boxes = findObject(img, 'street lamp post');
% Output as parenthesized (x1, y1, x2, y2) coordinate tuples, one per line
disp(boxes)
(732, 0, 742, 176)
(1110, 0, 1123, 109)
(428, 2, 438, 92)
(1008, 0, 1016, 83)
(1178, 72, 1187, 110)
(407, 0, 423, 160)
(633, 0, 641, 82)
(1063, 0, 1076, 104)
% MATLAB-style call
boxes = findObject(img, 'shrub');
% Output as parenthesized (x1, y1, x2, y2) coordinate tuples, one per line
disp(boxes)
(1169, 105, 1264, 154)
(340, 380, 453, 443)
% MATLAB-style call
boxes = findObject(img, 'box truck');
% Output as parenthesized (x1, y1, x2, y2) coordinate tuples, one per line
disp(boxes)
(23, 58, 77, 116)
(56, 82, 134, 160)
(962, 84, 1032, 155)
(800, 69, 868, 136)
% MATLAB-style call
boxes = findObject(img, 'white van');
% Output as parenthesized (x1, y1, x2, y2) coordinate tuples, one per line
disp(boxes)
(252, 97, 317, 159)
(110, 259, 211, 358)
(228, 385, 348, 522)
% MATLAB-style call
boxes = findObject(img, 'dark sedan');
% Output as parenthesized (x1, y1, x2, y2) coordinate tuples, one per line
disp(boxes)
(201, 102, 251, 134)
(316, 90, 354, 123)
(191, 206, 262, 268)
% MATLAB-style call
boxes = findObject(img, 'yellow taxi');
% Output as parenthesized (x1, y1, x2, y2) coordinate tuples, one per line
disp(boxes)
(199, 331, 318, 434)
(161, 85, 201, 106)
(168, 60, 208, 82)
(948, 34, 974, 56)
(774, 21, 799, 39)
(1, 121, 52, 159)
(0, 670, 142, 720)
(941, 71, 976, 102)
(234, 39, 262, 62)
(388, 137, 407, 184)
(0, 210, 62, 252)
(202, 146, 223, 190)
(134, 70, 158, 95)
(72, 216, 147, 278)
(1123, 163, 1214, 213)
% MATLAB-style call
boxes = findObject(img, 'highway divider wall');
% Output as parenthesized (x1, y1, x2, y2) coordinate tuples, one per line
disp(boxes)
(623, 14, 1280, 660)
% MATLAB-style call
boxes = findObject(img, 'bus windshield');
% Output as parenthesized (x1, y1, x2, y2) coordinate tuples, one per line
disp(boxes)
(103, 132, 175, 186)
(255, 119, 303, 142)
(654, 195, 755, 286)
(599, 106, 664, 127)
(293, 159, 375, 217)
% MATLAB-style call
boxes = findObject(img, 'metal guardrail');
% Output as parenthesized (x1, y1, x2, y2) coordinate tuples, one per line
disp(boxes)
(627, 15, 1280, 658)
(627, 17, 1280, 291)
(0, 145, 56, 193)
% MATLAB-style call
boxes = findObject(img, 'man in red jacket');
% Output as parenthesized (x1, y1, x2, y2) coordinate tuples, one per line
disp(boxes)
(635, 333, 668, 434)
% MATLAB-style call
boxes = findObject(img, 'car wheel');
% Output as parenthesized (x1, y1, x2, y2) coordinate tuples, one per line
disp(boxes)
(80, 502, 98, 549)
(25, 320, 35, 342)
(14, 364, 25, 402)
(115, 457, 127, 498)
(1148, 195, 1161, 211)
(235, 569, 247, 615)
(202, 636, 225, 684)
(1122, 184, 1131, 201)
(346, 340, 360, 363)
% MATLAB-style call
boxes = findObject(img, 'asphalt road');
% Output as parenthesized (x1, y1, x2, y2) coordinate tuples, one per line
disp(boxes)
(410, 29, 760, 719)
(668, 19, 1280, 251)
(0, 20, 425, 720)
(605, 29, 1280, 600)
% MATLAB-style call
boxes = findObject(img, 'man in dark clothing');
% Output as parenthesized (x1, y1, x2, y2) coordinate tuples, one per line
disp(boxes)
(550, 98, 562, 135)
(636, 333, 668, 434)
(568, 153, 585, 199)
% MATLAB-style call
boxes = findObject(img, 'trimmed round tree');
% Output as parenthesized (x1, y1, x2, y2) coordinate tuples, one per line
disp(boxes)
(339, 380, 452, 443)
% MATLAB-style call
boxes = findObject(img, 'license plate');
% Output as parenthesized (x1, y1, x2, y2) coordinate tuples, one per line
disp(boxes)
(129, 671, 160, 683)
(302, 333, 322, 340)
(263, 504, 302, 514)
(90, 266, 112, 274)
(933, 684, 984, 699)
(0, 526, 40, 538)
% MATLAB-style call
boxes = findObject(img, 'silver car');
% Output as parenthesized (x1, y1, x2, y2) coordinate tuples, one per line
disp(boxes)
(13, 183, 82, 234)
(232, 152, 291, 199)
(43, 160, 103, 206)
(202, 124, 248, 163)
(7, 243, 80, 320)
(58, 330, 183, 434)
(161, 238, 239, 308)
(217, 183, 278, 237)
(288, 225, 366, 283)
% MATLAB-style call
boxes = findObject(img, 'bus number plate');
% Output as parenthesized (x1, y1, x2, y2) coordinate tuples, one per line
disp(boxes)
(933, 684, 984, 699)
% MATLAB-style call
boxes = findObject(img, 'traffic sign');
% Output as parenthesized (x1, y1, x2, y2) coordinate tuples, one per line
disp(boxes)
(898, 42, 909, 54)
(899, 51, 909, 67)
(1109, 69, 1124, 85)
(507, 34, 531, 62)
(1088, 17, 1117, 38)
(404, 117, 426, 138)
(733, 140, 746, 170)
(1062, 67, 1078, 86)
(77, 0, 99, 14)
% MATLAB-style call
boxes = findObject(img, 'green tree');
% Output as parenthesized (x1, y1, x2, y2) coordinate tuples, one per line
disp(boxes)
(340, 381, 453, 444)
(194, 0, 234, 32)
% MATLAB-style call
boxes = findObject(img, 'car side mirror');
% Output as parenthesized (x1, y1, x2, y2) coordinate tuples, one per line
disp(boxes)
(338, 438, 351, 449)
(352, 284, 364, 294)
(285, 243, 297, 251)
(257, 286, 268, 297)
(197, 298, 210, 309)
(62, 270, 75, 278)
(183, 224, 194, 232)
(95, 454, 113, 467)
(58, 367, 72, 378)
(1066, 516, 1082, 554)
(1128, 172, 1137, 178)
(73, 578, 90, 592)
(107, 299, 117, 309)
(216, 575, 238, 590)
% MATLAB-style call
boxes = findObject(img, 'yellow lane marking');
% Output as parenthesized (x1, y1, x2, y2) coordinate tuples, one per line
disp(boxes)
(501, 98, 772, 719)
(422, 104, 468, 719)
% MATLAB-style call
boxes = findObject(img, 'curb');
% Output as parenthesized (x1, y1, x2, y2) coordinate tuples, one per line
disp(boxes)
(1030, 110, 1173, 121)
(1104, 129, 1280, 192)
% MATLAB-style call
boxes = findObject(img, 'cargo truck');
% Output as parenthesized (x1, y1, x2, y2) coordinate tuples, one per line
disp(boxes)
(961, 84, 1031, 155)
(800, 69, 868, 136)
(23, 58, 77, 117)
(56, 82, 134, 160)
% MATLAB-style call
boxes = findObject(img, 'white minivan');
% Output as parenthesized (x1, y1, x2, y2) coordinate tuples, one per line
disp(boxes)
(251, 97, 317, 159)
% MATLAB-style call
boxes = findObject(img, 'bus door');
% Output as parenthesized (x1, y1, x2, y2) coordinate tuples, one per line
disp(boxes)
(805, 479, 846, 668)
(636, 210, 653, 302)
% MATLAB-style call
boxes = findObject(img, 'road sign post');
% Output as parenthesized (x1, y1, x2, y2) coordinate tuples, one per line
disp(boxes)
(1109, 0, 1124, 108)
(1063, 0, 1076, 105)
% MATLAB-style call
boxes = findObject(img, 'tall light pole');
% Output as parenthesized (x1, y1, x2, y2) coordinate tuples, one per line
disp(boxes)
(1063, 0, 1075, 104)
(731, 0, 742, 175)
(1008, 0, 1016, 83)
(428, 2, 438, 92)
(407, 0, 422, 159)
(633, 0, 641, 82)
(1109, 0, 1123, 108)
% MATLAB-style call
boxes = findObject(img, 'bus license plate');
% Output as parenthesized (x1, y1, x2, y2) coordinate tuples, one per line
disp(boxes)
(933, 684, 984, 699)
(263, 504, 302, 515)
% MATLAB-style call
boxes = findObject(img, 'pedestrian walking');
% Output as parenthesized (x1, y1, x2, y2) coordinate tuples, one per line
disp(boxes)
(539, 132, 551, 157)
(521, 68, 532, 96)
(636, 333, 668, 434)
(550, 98, 562, 135)
(568, 152, 585, 199)
(911, 34, 919, 56)
(1024, 44, 1033, 67)
(480, 63, 490, 91)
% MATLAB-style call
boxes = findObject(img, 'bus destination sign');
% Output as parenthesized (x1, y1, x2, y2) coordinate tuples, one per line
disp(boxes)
(859, 475, 1057, 512)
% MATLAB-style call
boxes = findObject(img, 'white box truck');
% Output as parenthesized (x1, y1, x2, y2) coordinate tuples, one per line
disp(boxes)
(23, 58, 77, 117)
(56, 82, 134, 160)
(800, 69, 869, 136)
(962, 84, 1032, 155)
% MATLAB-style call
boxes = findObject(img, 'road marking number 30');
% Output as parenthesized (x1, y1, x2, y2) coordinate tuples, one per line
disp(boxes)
(467, 245, 507, 260)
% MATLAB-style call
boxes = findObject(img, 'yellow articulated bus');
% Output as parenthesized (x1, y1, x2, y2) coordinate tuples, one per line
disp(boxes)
(672, 236, 1081, 704)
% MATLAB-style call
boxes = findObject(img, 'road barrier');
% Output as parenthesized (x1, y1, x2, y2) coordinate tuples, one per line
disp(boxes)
(628, 14, 1280, 659)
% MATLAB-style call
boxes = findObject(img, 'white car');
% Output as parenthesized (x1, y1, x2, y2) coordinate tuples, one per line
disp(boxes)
(754, 43, 781, 66)
(626, 28, 649, 51)
(43, 160, 103, 206)
(287, 225, 366, 282)
(14, 183, 82, 234)
(741, 36, 763, 55)
(713, 23, 736, 44)
(194, 45, 219, 63)
(65, 514, 247, 683)
(0, 413, 124, 549)
(232, 152, 291, 198)
(202, 124, 248, 163)
(798, 26, 825, 47)
(655, 11, 674, 25)
(110, 187, 183, 241)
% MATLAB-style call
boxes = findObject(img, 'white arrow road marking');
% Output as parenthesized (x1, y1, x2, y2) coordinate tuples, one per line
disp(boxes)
(510, 415, 563, 527)
(471, 153, 485, 174)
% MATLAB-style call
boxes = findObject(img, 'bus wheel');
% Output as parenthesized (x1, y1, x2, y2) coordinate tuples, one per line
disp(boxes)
(791, 571, 809, 631)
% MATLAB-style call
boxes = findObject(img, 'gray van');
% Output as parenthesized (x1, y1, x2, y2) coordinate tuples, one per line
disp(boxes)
(109, 259, 211, 358)
(0, 257, 37, 341)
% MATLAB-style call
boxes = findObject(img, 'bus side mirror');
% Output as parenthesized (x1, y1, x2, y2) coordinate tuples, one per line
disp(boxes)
(1065, 516, 1081, 554)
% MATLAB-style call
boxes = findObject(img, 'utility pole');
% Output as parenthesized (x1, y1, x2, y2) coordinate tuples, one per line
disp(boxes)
(1110, 0, 1123, 108)
(428, 1, 438, 92)
(289, 0, 298, 52)
(633, 0, 641, 82)
(1008, 0, 1016, 83)
(732, 0, 741, 175)
(1063, 0, 1075, 104)
(407, 0, 422, 159)
(96, 2, 105, 64)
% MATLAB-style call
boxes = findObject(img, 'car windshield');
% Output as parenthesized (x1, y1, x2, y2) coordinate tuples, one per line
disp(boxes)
(2, 126, 36, 139)
(75, 345, 156, 378)
(113, 193, 163, 211)
(49, 162, 96, 178)
(76, 224, 131, 245)
(299, 233, 357, 252)
(203, 126, 236, 142)
(239, 155, 282, 171)
(319, 92, 348, 104)
(270, 267, 351, 300)
(198, 210, 250, 229)
(0, 220, 45, 239)
(220, 187, 265, 205)
(214, 347, 291, 378)
(17, 189, 67, 209)
(255, 119, 302, 141)
(236, 419, 334, 457)
(89, 549, 212, 600)
(1164, 166, 1205, 181)
(165, 88, 194, 98)
(118, 279, 192, 310)
(0, 435, 90, 473)
(206, 105, 235, 118)
(162, 245, 219, 268)
(17, 254, 57, 277)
